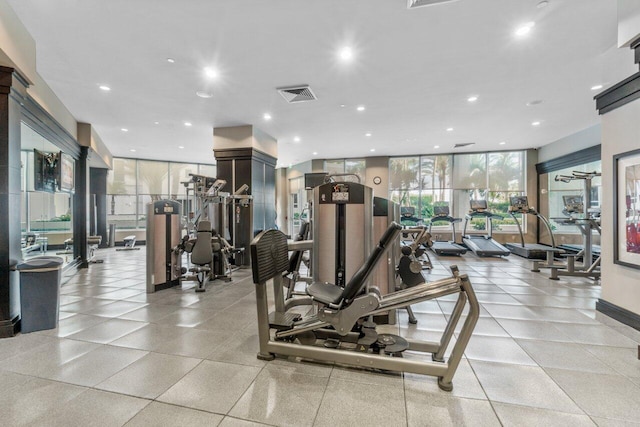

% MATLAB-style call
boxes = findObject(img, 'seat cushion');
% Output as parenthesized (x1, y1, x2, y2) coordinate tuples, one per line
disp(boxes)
(306, 282, 344, 305)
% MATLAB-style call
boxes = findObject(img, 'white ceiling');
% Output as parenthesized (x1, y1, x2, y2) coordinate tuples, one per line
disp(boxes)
(6, 0, 637, 167)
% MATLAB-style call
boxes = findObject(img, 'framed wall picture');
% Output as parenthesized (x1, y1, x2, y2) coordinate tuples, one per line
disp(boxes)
(614, 148, 640, 269)
(59, 153, 75, 193)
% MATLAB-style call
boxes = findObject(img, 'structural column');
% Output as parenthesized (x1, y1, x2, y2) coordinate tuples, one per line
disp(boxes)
(0, 66, 27, 337)
(90, 167, 108, 247)
(73, 146, 90, 267)
(213, 125, 277, 266)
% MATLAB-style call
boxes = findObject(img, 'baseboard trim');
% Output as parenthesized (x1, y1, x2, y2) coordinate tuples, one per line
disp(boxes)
(0, 316, 20, 338)
(596, 299, 640, 331)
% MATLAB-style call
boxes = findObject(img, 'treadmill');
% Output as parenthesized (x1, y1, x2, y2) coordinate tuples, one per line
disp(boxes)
(504, 196, 564, 259)
(462, 199, 511, 257)
(428, 204, 467, 255)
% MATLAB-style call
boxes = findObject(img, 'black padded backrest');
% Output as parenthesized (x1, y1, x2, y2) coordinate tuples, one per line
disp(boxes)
(251, 229, 290, 284)
(287, 220, 310, 273)
(340, 221, 402, 303)
(191, 220, 213, 266)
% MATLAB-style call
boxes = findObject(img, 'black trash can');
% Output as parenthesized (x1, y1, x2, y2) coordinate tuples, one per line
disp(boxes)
(17, 256, 64, 333)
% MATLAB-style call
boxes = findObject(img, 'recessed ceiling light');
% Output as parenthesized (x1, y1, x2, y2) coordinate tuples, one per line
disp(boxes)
(184, 122, 192, 127)
(178, 146, 184, 149)
(154, 121, 160, 125)
(294, 136, 301, 142)
(370, 148, 376, 152)
(537, 1, 549, 8)
(312, 152, 318, 155)
(515, 22, 535, 37)
(339, 46, 353, 61)
(532, 121, 541, 126)
(167, 58, 175, 63)
(204, 67, 218, 79)
(196, 91, 213, 98)
(446, 127, 454, 132)
(263, 113, 272, 121)
(99, 85, 111, 91)
(357, 105, 365, 112)
(467, 96, 478, 102)
(340, 104, 346, 108)
(434, 145, 440, 149)
(129, 149, 136, 152)
(591, 84, 603, 91)
(499, 141, 506, 145)
(121, 128, 128, 132)
(365, 133, 372, 137)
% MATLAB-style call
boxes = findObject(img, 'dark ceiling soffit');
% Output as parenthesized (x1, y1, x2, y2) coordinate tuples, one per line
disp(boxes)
(535, 144, 601, 175)
(595, 36, 640, 115)
(214, 148, 277, 165)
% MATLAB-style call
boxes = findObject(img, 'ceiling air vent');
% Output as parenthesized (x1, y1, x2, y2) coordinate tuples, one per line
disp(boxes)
(454, 142, 475, 149)
(407, 0, 460, 9)
(277, 85, 317, 103)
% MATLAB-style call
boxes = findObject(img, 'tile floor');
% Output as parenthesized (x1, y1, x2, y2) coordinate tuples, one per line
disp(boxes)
(1, 248, 640, 426)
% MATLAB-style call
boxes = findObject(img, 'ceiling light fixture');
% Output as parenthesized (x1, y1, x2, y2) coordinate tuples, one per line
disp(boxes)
(340, 104, 346, 108)
(446, 127, 454, 132)
(365, 133, 372, 137)
(370, 148, 376, 152)
(515, 22, 535, 37)
(196, 91, 213, 98)
(294, 136, 301, 142)
(434, 145, 440, 149)
(99, 85, 111, 91)
(532, 121, 541, 126)
(129, 149, 136, 152)
(591, 84, 603, 91)
(154, 121, 160, 125)
(499, 141, 506, 145)
(204, 67, 218, 79)
(121, 128, 128, 132)
(184, 122, 192, 127)
(357, 105, 365, 111)
(178, 146, 184, 149)
(467, 96, 478, 102)
(263, 113, 272, 121)
(339, 46, 353, 61)
(167, 58, 175, 63)
(312, 152, 318, 155)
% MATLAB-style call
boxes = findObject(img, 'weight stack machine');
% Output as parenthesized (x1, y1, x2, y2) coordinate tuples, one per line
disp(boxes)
(146, 200, 182, 293)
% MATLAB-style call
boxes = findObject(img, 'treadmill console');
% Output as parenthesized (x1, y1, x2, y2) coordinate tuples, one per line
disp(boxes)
(433, 204, 450, 217)
(469, 199, 488, 212)
(562, 195, 584, 215)
(509, 196, 529, 213)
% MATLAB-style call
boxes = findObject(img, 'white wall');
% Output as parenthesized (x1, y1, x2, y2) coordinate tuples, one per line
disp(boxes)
(601, 98, 640, 315)
(537, 125, 601, 164)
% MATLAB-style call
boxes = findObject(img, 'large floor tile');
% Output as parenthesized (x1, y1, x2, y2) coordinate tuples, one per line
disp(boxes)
(47, 345, 147, 386)
(229, 367, 329, 426)
(405, 392, 501, 427)
(495, 318, 573, 342)
(218, 417, 271, 426)
(330, 365, 404, 387)
(89, 300, 149, 318)
(124, 401, 224, 426)
(66, 318, 147, 344)
(591, 417, 640, 427)
(97, 352, 200, 398)
(470, 360, 583, 413)
(38, 313, 108, 338)
(315, 377, 406, 426)
(0, 375, 86, 426)
(585, 345, 640, 380)
(464, 335, 536, 365)
(546, 368, 640, 422)
(0, 333, 57, 362)
(404, 358, 486, 399)
(154, 327, 233, 358)
(29, 389, 150, 427)
(158, 360, 261, 414)
(116, 304, 180, 323)
(2, 338, 99, 377)
(517, 340, 618, 374)
(551, 323, 639, 348)
(493, 402, 597, 426)
(109, 323, 187, 351)
(206, 332, 266, 367)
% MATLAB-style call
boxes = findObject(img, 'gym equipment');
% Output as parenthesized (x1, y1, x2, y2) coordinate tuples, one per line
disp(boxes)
(428, 203, 467, 256)
(146, 200, 182, 293)
(533, 171, 601, 280)
(312, 181, 372, 287)
(505, 196, 563, 259)
(400, 206, 423, 225)
(250, 223, 479, 391)
(282, 220, 312, 300)
(396, 227, 434, 325)
(116, 235, 139, 251)
(462, 200, 511, 257)
(186, 220, 214, 292)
